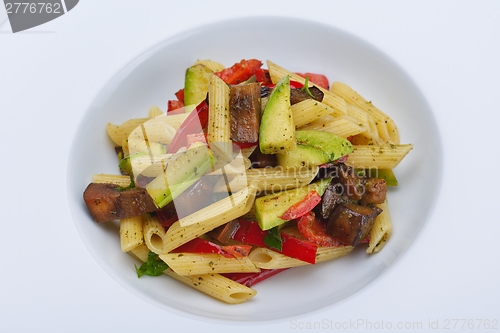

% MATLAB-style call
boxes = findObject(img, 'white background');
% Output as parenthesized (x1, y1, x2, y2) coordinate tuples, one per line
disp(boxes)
(1, 1, 499, 332)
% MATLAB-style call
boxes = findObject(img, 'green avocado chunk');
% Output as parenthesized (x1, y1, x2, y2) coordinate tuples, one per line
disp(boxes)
(184, 64, 213, 109)
(145, 144, 216, 208)
(277, 130, 353, 168)
(259, 75, 296, 154)
(295, 130, 353, 161)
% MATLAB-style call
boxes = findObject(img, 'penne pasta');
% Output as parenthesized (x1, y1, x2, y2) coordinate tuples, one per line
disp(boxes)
(267, 60, 348, 117)
(106, 113, 189, 148)
(366, 199, 392, 254)
(160, 252, 260, 275)
(291, 99, 337, 128)
(92, 174, 131, 186)
(345, 144, 414, 169)
(330, 81, 400, 144)
(299, 114, 367, 138)
(163, 185, 257, 252)
(194, 59, 225, 72)
(143, 214, 169, 254)
(119, 215, 144, 252)
(148, 105, 164, 118)
(130, 245, 257, 304)
(248, 245, 353, 269)
(207, 73, 233, 163)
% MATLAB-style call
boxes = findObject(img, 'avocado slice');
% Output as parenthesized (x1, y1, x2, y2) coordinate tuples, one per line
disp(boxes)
(184, 64, 213, 109)
(276, 130, 353, 169)
(255, 177, 331, 231)
(259, 75, 296, 154)
(276, 144, 330, 169)
(145, 144, 216, 208)
(295, 130, 353, 161)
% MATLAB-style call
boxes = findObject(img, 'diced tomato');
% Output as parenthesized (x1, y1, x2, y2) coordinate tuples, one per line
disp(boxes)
(297, 211, 343, 247)
(215, 59, 264, 85)
(296, 72, 330, 90)
(280, 190, 322, 220)
(220, 245, 253, 258)
(175, 89, 185, 103)
(222, 268, 288, 287)
(167, 100, 185, 114)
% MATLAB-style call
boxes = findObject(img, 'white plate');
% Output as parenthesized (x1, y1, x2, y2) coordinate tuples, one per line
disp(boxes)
(66, 16, 442, 322)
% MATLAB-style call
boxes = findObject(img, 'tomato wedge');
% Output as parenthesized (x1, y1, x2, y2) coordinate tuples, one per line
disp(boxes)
(215, 59, 265, 85)
(280, 190, 322, 220)
(297, 211, 343, 247)
(296, 72, 330, 90)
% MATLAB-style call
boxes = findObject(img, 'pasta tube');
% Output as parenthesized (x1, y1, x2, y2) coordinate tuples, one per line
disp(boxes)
(160, 253, 260, 275)
(130, 245, 257, 304)
(345, 144, 414, 169)
(119, 215, 144, 252)
(366, 199, 392, 254)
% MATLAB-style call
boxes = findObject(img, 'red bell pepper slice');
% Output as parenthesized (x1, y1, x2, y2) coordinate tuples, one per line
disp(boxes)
(215, 59, 265, 85)
(297, 211, 343, 247)
(296, 72, 330, 89)
(232, 219, 318, 263)
(280, 232, 318, 264)
(280, 190, 322, 220)
(232, 219, 267, 247)
(222, 268, 288, 287)
(172, 237, 252, 258)
(167, 100, 209, 153)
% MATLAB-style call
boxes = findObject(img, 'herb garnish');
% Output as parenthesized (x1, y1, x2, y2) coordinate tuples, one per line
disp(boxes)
(264, 226, 283, 251)
(135, 251, 169, 277)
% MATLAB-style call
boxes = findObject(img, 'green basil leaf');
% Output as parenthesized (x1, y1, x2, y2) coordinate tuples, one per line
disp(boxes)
(264, 226, 282, 251)
(135, 251, 168, 277)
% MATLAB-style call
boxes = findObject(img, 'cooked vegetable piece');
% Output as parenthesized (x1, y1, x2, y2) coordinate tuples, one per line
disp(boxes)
(184, 64, 213, 107)
(297, 211, 343, 247)
(83, 183, 158, 222)
(259, 75, 296, 154)
(289, 86, 323, 105)
(295, 130, 353, 161)
(208, 219, 241, 245)
(229, 82, 261, 143)
(276, 144, 330, 169)
(316, 181, 348, 220)
(146, 144, 216, 209)
(360, 178, 387, 205)
(326, 203, 382, 247)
